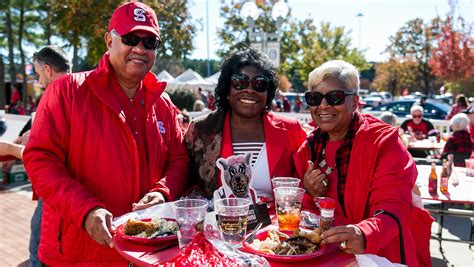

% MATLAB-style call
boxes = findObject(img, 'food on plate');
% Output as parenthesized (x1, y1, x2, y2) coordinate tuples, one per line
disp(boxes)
(248, 227, 323, 256)
(123, 218, 178, 238)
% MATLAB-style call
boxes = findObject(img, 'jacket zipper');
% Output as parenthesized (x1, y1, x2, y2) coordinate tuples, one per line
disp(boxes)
(58, 218, 63, 254)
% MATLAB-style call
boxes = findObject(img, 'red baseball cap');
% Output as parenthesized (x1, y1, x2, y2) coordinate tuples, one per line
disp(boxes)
(108, 1, 160, 38)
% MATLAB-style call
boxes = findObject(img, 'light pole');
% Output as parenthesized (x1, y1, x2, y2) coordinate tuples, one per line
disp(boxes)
(240, 1, 289, 67)
(356, 12, 364, 51)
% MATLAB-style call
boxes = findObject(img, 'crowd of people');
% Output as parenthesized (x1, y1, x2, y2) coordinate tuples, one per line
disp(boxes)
(0, 2, 472, 267)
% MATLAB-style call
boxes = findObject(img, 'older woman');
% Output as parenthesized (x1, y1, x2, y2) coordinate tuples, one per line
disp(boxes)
(185, 48, 306, 201)
(294, 60, 432, 266)
(442, 113, 472, 166)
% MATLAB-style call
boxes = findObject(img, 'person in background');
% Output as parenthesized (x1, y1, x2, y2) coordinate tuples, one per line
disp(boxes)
(207, 91, 216, 111)
(185, 47, 306, 202)
(294, 93, 303, 113)
(193, 99, 208, 112)
(463, 105, 474, 146)
(441, 113, 472, 166)
(379, 111, 397, 126)
(400, 105, 437, 140)
(294, 60, 432, 266)
(23, 2, 188, 265)
(30, 45, 71, 267)
(446, 94, 468, 120)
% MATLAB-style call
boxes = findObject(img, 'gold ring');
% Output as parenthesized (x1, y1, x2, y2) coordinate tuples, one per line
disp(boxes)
(322, 180, 328, 187)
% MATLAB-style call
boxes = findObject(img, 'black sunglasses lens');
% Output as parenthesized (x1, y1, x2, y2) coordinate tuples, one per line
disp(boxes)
(231, 74, 249, 90)
(251, 76, 269, 92)
(121, 34, 140, 46)
(121, 34, 160, 50)
(305, 92, 322, 106)
(327, 91, 346, 105)
(142, 37, 160, 50)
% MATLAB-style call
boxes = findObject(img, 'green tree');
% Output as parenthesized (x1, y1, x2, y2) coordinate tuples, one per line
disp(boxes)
(217, 1, 368, 92)
(386, 18, 441, 95)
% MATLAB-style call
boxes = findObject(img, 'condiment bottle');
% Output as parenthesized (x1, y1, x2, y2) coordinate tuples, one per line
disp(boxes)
(440, 159, 449, 193)
(428, 160, 438, 194)
(319, 197, 336, 231)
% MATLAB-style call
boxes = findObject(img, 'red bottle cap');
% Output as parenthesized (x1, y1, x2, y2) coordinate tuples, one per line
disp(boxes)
(318, 197, 336, 209)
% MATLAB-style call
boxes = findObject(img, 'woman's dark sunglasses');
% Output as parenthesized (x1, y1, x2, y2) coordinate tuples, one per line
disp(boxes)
(304, 90, 356, 106)
(230, 73, 270, 92)
(120, 32, 161, 50)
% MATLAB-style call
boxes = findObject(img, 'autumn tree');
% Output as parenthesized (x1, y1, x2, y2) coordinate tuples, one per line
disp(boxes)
(372, 58, 418, 95)
(429, 16, 474, 95)
(386, 18, 440, 95)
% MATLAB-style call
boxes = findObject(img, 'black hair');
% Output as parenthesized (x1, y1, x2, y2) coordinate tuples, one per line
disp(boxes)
(33, 45, 70, 73)
(214, 47, 278, 112)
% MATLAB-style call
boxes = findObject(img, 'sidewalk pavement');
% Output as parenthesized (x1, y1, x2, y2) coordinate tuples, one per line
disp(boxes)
(0, 182, 473, 266)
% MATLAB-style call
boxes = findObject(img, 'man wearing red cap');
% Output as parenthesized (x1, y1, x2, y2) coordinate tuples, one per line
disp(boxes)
(23, 2, 188, 265)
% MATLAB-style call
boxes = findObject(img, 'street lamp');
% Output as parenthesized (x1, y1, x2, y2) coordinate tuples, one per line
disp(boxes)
(356, 12, 364, 51)
(240, 1, 289, 67)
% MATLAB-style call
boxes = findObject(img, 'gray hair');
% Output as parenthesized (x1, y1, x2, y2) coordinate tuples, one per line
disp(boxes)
(379, 111, 397, 126)
(410, 105, 424, 115)
(450, 113, 469, 131)
(308, 60, 359, 94)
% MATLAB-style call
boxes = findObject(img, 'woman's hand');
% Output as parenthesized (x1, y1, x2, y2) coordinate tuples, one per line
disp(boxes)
(132, 192, 166, 211)
(321, 225, 366, 254)
(303, 161, 328, 197)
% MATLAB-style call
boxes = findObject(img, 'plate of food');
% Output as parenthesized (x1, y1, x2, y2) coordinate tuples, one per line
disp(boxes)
(115, 217, 178, 245)
(242, 227, 327, 262)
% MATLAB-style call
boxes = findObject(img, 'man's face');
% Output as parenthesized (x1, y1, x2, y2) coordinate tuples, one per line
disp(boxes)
(105, 30, 156, 83)
(411, 111, 423, 124)
(34, 61, 52, 88)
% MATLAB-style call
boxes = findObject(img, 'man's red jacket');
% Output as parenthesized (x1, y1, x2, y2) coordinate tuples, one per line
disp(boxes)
(23, 53, 189, 266)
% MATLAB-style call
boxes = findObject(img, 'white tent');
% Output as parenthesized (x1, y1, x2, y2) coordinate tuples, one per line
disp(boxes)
(171, 69, 213, 86)
(157, 70, 174, 82)
(204, 71, 220, 85)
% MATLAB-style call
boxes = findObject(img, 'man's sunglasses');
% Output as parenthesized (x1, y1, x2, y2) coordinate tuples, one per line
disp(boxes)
(304, 90, 356, 106)
(230, 73, 270, 92)
(412, 114, 422, 118)
(113, 30, 161, 50)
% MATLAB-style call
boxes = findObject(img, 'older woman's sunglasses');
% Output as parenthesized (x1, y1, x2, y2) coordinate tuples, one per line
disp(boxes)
(230, 73, 270, 92)
(304, 90, 356, 106)
(120, 32, 161, 50)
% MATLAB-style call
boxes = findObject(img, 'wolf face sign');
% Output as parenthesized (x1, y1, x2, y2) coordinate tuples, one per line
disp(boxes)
(218, 153, 251, 198)
(214, 153, 257, 203)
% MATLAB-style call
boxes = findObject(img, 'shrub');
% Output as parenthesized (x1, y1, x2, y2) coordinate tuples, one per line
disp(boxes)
(169, 88, 196, 111)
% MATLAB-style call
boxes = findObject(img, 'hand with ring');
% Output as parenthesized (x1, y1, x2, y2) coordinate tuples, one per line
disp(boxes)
(320, 224, 366, 254)
(303, 161, 329, 197)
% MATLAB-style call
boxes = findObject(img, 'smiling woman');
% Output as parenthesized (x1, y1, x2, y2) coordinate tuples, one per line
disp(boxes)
(293, 60, 433, 266)
(184, 47, 307, 202)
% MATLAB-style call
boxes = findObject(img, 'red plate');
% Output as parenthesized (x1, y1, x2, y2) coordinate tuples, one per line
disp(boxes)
(115, 218, 178, 245)
(242, 229, 327, 262)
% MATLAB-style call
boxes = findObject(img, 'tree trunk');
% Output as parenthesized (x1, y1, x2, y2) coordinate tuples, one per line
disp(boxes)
(72, 43, 79, 72)
(6, 3, 16, 94)
(45, 2, 52, 44)
(0, 56, 5, 108)
(18, 0, 28, 105)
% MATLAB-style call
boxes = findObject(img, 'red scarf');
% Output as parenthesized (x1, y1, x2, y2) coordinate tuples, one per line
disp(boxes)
(307, 111, 364, 216)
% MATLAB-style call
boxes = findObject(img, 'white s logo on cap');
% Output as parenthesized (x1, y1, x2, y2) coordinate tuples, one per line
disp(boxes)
(133, 8, 146, 22)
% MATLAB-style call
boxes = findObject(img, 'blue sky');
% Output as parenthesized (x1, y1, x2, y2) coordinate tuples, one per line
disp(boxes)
(188, 0, 474, 62)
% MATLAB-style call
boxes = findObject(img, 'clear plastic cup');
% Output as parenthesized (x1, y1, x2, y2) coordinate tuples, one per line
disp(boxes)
(273, 187, 305, 231)
(214, 198, 251, 246)
(272, 177, 301, 188)
(173, 199, 208, 248)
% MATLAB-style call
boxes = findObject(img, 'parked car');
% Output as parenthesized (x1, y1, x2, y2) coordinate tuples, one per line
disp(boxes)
(363, 99, 450, 120)
(362, 95, 384, 108)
